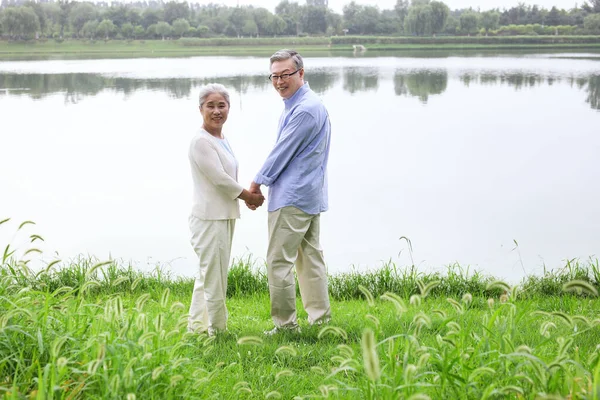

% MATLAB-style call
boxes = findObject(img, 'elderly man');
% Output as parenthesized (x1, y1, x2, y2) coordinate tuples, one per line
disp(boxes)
(249, 49, 332, 334)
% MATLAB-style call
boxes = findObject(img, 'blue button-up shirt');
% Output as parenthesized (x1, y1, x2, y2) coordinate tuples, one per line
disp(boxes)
(254, 82, 331, 215)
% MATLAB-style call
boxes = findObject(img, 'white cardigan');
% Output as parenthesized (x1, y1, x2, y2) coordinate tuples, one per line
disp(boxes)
(188, 129, 244, 220)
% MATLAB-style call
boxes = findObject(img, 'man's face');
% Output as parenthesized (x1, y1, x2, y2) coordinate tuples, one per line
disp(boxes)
(270, 58, 304, 99)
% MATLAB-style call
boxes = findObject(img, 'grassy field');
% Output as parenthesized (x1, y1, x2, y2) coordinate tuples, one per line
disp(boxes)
(1, 37, 600, 59)
(1, 221, 600, 399)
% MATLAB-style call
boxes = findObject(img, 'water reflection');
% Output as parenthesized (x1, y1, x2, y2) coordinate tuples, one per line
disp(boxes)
(2, 70, 599, 111)
(394, 70, 448, 103)
(343, 67, 379, 94)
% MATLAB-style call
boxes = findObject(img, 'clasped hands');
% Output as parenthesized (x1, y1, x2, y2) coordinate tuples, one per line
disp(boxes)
(245, 182, 264, 211)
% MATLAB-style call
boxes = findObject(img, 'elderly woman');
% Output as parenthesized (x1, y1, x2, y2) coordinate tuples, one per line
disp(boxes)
(188, 83, 264, 336)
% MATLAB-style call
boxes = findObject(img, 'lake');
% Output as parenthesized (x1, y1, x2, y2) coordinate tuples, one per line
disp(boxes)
(1, 50, 599, 282)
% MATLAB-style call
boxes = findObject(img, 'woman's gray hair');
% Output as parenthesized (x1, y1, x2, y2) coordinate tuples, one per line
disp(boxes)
(198, 83, 230, 108)
(270, 49, 304, 70)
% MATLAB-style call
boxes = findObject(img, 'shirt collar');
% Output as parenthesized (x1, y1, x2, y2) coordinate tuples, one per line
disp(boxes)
(283, 82, 310, 108)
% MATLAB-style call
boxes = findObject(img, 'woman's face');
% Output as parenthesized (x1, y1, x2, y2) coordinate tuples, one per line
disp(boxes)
(200, 92, 229, 132)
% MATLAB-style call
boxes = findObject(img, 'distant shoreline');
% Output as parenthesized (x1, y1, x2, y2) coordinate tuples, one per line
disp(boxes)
(1, 36, 600, 59)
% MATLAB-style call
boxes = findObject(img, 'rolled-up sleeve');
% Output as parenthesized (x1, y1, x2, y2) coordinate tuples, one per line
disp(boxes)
(191, 138, 243, 200)
(254, 111, 317, 186)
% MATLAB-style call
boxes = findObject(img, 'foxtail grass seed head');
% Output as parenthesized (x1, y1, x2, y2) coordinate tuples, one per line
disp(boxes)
(237, 336, 263, 346)
(563, 280, 599, 297)
(127, 394, 136, 400)
(275, 370, 293, 382)
(152, 366, 165, 380)
(275, 346, 297, 357)
(56, 357, 68, 370)
(361, 329, 380, 382)
(410, 294, 421, 306)
(486, 280, 511, 292)
(358, 285, 375, 306)
(500, 293, 509, 303)
(366, 314, 380, 329)
(404, 364, 417, 382)
(462, 293, 472, 305)
(487, 298, 495, 308)
(265, 391, 282, 399)
(170, 375, 184, 387)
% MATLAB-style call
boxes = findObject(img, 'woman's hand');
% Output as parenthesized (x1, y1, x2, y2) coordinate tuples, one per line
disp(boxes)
(238, 188, 265, 210)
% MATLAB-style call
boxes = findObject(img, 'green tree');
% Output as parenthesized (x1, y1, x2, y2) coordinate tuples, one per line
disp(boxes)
(96, 18, 116, 40)
(41, 3, 61, 36)
(172, 18, 190, 37)
(146, 23, 158, 39)
(460, 12, 479, 35)
(196, 24, 210, 37)
(142, 9, 161, 29)
(545, 6, 561, 26)
(326, 9, 343, 35)
(481, 11, 499, 35)
(342, 1, 361, 34)
(404, 4, 433, 36)
(204, 16, 229, 35)
(126, 8, 142, 26)
(394, 0, 409, 28)
(228, 7, 248, 37)
(443, 14, 459, 34)
(133, 24, 145, 39)
(241, 18, 258, 36)
(57, 0, 72, 38)
(155, 21, 172, 40)
(120, 22, 134, 39)
(270, 15, 287, 36)
(0, 8, 21, 38)
(81, 19, 98, 39)
(104, 6, 128, 28)
(70, 2, 97, 37)
(18, 6, 41, 38)
(163, 1, 189, 24)
(430, 1, 449, 34)
(300, 5, 328, 34)
(356, 5, 380, 34)
(583, 0, 600, 12)
(25, 2, 47, 38)
(584, 13, 600, 33)
(252, 7, 273, 36)
(275, 0, 301, 35)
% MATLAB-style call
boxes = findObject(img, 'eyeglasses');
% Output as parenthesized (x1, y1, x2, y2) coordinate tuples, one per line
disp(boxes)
(268, 69, 302, 81)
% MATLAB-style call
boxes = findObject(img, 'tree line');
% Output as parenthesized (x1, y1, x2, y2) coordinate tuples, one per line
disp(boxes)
(1, 0, 600, 40)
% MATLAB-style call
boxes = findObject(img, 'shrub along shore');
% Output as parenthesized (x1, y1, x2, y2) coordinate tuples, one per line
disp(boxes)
(1, 35, 600, 58)
(1, 253, 599, 398)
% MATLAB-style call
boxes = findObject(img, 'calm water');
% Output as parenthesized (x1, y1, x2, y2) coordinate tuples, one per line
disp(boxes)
(1, 51, 599, 281)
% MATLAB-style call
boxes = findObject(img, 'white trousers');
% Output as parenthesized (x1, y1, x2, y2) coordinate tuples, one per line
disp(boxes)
(188, 216, 235, 333)
(267, 206, 331, 327)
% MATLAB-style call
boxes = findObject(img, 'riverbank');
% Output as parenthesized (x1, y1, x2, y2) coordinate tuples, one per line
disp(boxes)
(1, 256, 599, 398)
(1, 36, 600, 59)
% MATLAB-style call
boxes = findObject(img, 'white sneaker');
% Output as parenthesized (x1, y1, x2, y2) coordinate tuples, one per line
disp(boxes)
(264, 325, 301, 336)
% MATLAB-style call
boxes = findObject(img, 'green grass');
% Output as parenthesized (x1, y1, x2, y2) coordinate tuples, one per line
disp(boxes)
(1, 219, 600, 398)
(1, 37, 600, 59)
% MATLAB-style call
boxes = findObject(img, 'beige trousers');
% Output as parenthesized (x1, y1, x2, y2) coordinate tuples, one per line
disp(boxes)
(188, 216, 235, 333)
(267, 206, 331, 327)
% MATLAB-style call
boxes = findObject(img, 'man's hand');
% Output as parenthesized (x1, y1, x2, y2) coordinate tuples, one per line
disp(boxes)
(240, 182, 264, 211)
(245, 182, 263, 210)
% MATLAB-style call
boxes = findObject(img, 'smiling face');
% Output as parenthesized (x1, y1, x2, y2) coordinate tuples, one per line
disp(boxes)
(200, 92, 229, 135)
(270, 58, 304, 99)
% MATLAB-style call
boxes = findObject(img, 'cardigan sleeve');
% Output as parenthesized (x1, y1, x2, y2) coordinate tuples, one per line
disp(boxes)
(190, 137, 244, 200)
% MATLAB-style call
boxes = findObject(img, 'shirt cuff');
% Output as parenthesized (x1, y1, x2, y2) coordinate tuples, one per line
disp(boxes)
(254, 173, 274, 186)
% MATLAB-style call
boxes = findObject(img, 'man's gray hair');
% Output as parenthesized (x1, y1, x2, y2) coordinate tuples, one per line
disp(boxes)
(270, 49, 304, 70)
(198, 83, 230, 108)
